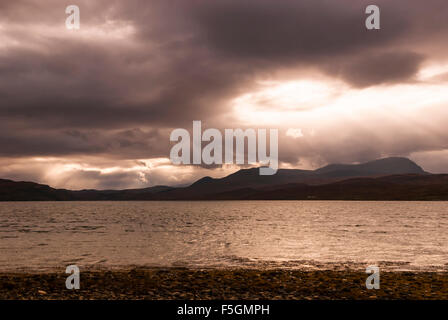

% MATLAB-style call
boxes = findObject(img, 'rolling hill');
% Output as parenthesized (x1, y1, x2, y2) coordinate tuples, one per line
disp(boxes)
(0, 157, 443, 201)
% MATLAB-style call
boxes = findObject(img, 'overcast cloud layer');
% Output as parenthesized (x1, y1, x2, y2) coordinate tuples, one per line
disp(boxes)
(1, 0, 448, 189)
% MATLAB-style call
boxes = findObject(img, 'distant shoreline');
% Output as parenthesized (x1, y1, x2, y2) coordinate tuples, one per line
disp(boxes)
(3, 158, 448, 201)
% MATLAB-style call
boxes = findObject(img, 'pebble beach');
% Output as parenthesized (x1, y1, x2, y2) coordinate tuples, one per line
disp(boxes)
(1, 268, 448, 300)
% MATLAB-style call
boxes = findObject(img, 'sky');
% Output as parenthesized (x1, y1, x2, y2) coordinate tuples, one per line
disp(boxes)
(1, 0, 448, 189)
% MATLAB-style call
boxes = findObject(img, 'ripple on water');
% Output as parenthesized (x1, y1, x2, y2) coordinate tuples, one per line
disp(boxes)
(0, 201, 447, 272)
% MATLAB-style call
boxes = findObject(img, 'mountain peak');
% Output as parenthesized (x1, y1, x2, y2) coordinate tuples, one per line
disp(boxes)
(189, 176, 215, 187)
(315, 157, 425, 176)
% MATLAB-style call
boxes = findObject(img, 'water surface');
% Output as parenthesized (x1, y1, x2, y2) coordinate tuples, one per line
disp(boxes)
(1, 201, 447, 272)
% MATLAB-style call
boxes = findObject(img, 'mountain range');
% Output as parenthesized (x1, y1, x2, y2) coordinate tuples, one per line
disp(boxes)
(1, 157, 448, 201)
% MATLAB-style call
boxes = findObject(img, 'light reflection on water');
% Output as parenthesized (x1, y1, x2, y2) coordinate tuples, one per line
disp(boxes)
(0, 201, 447, 272)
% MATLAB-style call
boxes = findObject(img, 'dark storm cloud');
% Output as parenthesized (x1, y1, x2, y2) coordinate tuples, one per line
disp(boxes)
(0, 12, 266, 144)
(192, 0, 402, 59)
(329, 51, 425, 87)
(0, 124, 169, 158)
(190, 0, 426, 87)
(0, 37, 244, 130)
